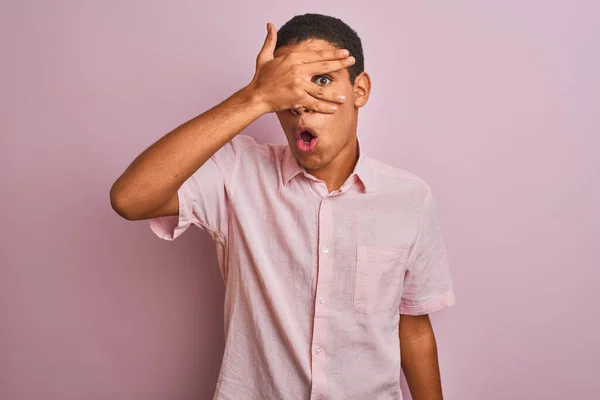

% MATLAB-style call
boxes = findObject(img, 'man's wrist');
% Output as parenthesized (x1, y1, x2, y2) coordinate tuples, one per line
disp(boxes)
(239, 82, 270, 117)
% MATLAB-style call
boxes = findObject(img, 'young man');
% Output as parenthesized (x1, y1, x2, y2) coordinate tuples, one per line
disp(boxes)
(111, 13, 455, 400)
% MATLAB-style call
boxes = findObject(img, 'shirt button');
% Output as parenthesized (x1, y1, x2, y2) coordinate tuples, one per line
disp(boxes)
(321, 246, 329, 254)
(318, 297, 324, 304)
(315, 347, 322, 354)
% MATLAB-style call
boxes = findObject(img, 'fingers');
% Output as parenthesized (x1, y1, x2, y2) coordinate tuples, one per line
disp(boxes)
(256, 22, 277, 67)
(296, 86, 345, 114)
(295, 98, 339, 114)
(304, 84, 346, 105)
(293, 49, 351, 63)
(302, 56, 356, 75)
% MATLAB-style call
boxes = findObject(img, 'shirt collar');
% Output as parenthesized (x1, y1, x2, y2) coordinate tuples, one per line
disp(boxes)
(282, 135, 379, 193)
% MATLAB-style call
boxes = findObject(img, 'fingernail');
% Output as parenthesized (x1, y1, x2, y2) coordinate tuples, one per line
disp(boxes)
(338, 49, 349, 57)
(330, 105, 338, 111)
(347, 56, 355, 63)
(339, 95, 346, 101)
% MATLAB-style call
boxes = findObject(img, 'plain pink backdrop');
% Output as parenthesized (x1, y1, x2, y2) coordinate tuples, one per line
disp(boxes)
(1, 1, 598, 399)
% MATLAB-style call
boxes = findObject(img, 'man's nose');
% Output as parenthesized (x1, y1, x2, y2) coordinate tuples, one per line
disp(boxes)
(290, 106, 313, 116)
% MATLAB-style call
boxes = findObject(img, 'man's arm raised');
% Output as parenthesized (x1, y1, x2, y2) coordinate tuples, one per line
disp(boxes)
(110, 22, 353, 220)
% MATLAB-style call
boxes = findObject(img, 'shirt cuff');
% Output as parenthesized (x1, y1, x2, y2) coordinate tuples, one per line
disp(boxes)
(148, 185, 193, 241)
(399, 291, 456, 315)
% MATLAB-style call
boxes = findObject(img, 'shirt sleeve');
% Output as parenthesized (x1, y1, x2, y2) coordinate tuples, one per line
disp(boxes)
(399, 184, 456, 315)
(148, 134, 256, 244)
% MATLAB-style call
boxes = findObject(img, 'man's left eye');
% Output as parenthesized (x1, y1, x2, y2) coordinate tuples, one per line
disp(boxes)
(314, 76, 332, 86)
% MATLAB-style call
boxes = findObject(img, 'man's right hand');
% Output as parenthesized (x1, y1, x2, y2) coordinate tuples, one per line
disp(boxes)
(248, 22, 355, 115)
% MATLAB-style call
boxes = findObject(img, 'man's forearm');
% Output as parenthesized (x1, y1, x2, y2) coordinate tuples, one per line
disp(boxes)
(400, 315, 443, 400)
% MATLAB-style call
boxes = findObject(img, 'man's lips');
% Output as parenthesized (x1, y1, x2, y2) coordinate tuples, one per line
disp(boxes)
(295, 124, 318, 139)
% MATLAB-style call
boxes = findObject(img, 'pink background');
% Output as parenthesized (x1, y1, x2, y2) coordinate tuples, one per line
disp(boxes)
(1, 1, 598, 399)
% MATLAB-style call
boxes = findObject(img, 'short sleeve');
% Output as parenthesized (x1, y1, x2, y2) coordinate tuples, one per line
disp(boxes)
(399, 185, 455, 315)
(148, 134, 256, 244)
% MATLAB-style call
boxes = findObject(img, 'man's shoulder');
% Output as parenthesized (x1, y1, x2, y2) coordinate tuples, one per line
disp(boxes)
(366, 156, 432, 193)
(228, 134, 286, 159)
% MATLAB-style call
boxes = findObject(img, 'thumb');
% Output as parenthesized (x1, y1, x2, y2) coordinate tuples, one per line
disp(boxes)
(256, 22, 276, 67)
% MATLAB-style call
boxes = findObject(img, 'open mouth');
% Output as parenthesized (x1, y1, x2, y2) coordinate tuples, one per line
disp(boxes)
(295, 125, 318, 152)
(300, 131, 315, 143)
(296, 125, 318, 140)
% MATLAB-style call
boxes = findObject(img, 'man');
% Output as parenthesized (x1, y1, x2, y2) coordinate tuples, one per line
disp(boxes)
(111, 13, 455, 400)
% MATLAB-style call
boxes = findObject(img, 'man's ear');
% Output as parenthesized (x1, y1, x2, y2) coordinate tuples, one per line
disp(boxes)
(353, 72, 371, 108)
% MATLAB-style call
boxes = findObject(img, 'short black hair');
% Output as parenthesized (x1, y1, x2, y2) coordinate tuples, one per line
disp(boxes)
(275, 13, 365, 84)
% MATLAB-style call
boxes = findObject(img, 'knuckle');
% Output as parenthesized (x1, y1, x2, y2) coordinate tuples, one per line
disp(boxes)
(285, 53, 296, 62)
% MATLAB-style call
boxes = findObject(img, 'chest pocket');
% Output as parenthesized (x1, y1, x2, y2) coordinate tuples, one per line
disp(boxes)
(354, 245, 409, 314)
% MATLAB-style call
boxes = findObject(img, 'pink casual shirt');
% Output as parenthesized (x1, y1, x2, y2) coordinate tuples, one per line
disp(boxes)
(149, 134, 455, 400)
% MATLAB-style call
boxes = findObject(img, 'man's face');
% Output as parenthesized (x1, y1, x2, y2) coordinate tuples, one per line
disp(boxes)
(274, 39, 362, 171)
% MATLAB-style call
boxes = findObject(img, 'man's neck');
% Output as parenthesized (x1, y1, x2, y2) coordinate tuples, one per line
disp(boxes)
(308, 136, 359, 193)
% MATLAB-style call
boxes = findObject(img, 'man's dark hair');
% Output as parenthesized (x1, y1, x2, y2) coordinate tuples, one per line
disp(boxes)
(275, 13, 365, 84)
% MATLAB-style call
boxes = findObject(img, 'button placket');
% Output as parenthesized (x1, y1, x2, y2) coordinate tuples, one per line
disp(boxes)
(310, 196, 333, 398)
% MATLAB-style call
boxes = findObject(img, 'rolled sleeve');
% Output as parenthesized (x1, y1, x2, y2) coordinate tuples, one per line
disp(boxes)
(148, 134, 257, 245)
(400, 185, 455, 315)
(148, 181, 197, 241)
